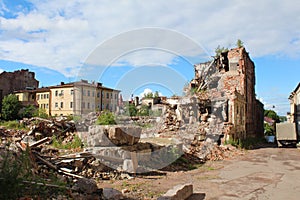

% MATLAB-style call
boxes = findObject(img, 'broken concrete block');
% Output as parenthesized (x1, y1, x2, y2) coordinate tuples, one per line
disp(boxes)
(107, 126, 141, 146)
(157, 184, 193, 200)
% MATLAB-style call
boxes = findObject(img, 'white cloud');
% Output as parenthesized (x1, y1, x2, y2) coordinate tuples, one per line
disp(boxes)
(0, 68, 3, 74)
(0, 0, 300, 77)
(139, 88, 162, 99)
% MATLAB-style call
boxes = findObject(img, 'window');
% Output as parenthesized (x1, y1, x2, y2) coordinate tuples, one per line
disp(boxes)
(115, 94, 117, 99)
(43, 94, 46, 99)
(70, 102, 73, 108)
(87, 90, 90, 96)
(97, 92, 100, 98)
(55, 90, 58, 96)
(60, 90, 64, 96)
(92, 91, 95, 97)
(111, 93, 112, 98)
(83, 90, 86, 96)
(70, 89, 74, 95)
(106, 93, 109, 99)
(101, 91, 104, 98)
(36, 94, 39, 100)
(47, 94, 49, 99)
(46, 104, 49, 109)
(55, 102, 58, 108)
(87, 102, 90, 109)
(41, 94, 43, 99)
(60, 102, 63, 108)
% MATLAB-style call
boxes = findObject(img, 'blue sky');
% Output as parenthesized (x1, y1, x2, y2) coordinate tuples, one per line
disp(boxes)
(1, 0, 300, 115)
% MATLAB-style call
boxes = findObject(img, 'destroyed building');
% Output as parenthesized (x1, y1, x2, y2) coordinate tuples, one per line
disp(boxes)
(0, 69, 39, 111)
(190, 47, 264, 141)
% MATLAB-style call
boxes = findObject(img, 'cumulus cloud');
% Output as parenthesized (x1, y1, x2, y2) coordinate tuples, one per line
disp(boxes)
(0, 0, 300, 77)
(139, 88, 162, 99)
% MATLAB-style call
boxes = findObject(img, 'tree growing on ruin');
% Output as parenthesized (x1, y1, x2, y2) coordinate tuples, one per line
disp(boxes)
(236, 39, 244, 48)
(1, 94, 21, 120)
(215, 45, 229, 56)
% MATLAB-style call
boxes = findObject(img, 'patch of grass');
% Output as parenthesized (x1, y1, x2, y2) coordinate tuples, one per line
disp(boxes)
(51, 135, 83, 149)
(0, 120, 28, 130)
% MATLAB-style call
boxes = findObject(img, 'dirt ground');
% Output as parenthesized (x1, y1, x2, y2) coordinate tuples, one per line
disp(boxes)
(99, 145, 300, 200)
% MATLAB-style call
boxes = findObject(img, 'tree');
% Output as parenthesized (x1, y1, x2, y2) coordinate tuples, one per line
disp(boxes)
(144, 92, 153, 98)
(124, 103, 137, 116)
(1, 94, 21, 120)
(154, 91, 159, 98)
(236, 39, 244, 48)
(215, 45, 229, 56)
(19, 105, 37, 119)
(264, 109, 280, 123)
(138, 105, 150, 116)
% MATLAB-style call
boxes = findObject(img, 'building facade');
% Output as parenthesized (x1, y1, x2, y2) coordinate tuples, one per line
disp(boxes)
(15, 80, 120, 116)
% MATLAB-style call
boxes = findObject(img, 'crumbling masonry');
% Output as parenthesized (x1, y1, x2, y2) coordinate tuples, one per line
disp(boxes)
(189, 47, 264, 141)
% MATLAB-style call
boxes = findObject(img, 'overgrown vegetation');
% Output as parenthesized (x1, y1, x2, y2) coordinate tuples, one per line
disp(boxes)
(0, 148, 68, 199)
(95, 110, 117, 125)
(0, 120, 27, 130)
(51, 134, 83, 149)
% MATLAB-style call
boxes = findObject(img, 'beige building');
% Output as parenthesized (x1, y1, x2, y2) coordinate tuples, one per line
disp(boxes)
(36, 88, 51, 115)
(15, 90, 37, 106)
(15, 80, 120, 116)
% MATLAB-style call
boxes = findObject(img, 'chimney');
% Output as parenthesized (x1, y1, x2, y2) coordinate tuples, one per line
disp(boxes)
(61, 82, 65, 85)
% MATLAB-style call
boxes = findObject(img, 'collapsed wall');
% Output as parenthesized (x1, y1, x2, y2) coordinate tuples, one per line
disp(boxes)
(161, 47, 264, 142)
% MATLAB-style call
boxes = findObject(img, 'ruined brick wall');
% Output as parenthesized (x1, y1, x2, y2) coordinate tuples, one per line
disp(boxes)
(0, 69, 39, 110)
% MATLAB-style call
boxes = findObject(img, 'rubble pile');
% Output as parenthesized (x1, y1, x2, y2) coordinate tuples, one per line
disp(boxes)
(162, 104, 181, 131)
(189, 139, 242, 161)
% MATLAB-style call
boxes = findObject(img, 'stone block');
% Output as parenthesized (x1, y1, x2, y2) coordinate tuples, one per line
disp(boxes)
(157, 184, 193, 200)
(107, 126, 141, 146)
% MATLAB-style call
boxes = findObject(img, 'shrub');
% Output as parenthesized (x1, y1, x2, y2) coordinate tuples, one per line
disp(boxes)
(96, 111, 116, 125)
(0, 120, 27, 130)
(19, 105, 37, 119)
(1, 94, 21, 120)
(52, 135, 83, 149)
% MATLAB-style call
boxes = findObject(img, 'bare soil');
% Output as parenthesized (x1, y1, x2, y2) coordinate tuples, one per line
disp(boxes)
(98, 145, 300, 200)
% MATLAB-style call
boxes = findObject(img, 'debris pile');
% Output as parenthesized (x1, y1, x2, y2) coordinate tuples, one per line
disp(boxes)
(189, 139, 242, 161)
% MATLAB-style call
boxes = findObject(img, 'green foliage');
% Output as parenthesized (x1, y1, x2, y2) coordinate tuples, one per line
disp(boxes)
(1, 94, 22, 120)
(124, 103, 137, 116)
(215, 45, 229, 56)
(144, 92, 154, 98)
(137, 105, 150, 116)
(264, 123, 275, 136)
(149, 109, 162, 117)
(154, 91, 159, 98)
(19, 105, 37, 119)
(52, 134, 83, 149)
(190, 87, 198, 95)
(66, 114, 81, 122)
(264, 109, 280, 122)
(0, 120, 27, 130)
(0, 149, 68, 199)
(96, 111, 116, 125)
(236, 39, 244, 48)
(33, 108, 49, 119)
(279, 116, 287, 122)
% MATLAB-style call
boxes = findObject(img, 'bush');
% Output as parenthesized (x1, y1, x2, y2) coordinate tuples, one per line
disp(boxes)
(95, 111, 116, 125)
(137, 105, 150, 116)
(1, 94, 21, 120)
(19, 105, 37, 119)
(33, 108, 49, 119)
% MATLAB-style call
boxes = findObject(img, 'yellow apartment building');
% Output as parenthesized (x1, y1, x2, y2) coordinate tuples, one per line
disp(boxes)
(15, 80, 120, 116)
(36, 88, 51, 115)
